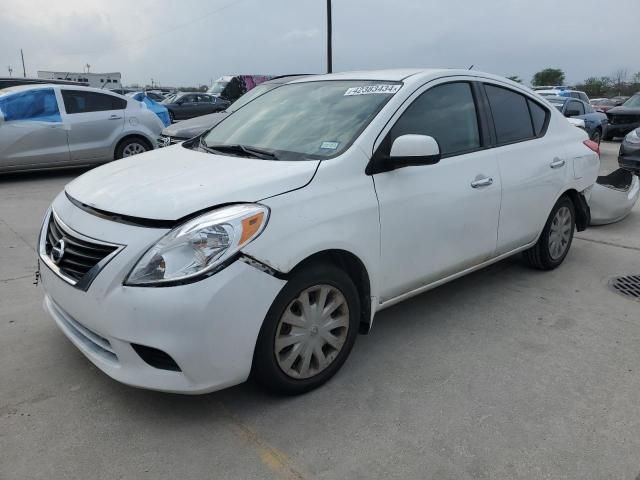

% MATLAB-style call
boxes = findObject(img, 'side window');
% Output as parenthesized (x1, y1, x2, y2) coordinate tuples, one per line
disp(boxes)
(0, 88, 61, 123)
(485, 84, 535, 144)
(388, 82, 481, 157)
(62, 90, 126, 114)
(527, 99, 549, 137)
(567, 101, 585, 116)
(182, 95, 197, 104)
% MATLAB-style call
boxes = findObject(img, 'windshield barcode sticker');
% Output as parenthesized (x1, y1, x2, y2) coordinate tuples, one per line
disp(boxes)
(344, 85, 401, 96)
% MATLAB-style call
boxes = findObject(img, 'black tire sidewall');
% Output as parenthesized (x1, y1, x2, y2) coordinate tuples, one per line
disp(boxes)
(538, 196, 576, 268)
(115, 138, 149, 160)
(591, 129, 601, 144)
(252, 264, 360, 395)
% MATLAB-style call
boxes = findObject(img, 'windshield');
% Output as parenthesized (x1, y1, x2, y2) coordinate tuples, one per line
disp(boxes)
(623, 95, 640, 108)
(202, 80, 401, 160)
(208, 81, 229, 95)
(227, 84, 277, 113)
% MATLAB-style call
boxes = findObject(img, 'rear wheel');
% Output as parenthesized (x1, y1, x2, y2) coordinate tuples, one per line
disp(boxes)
(252, 263, 360, 395)
(115, 137, 150, 159)
(590, 128, 602, 144)
(523, 196, 575, 270)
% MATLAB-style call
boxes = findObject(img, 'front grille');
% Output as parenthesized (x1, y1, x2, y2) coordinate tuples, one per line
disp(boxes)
(44, 212, 119, 285)
(607, 114, 640, 125)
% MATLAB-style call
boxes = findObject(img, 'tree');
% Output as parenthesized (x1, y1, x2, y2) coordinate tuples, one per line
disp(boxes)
(506, 75, 522, 83)
(532, 68, 565, 87)
(578, 77, 609, 98)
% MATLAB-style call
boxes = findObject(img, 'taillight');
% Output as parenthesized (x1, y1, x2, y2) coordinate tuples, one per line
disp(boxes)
(583, 139, 600, 156)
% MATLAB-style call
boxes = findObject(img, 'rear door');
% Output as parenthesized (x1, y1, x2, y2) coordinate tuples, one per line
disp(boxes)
(0, 87, 70, 169)
(482, 83, 567, 255)
(61, 89, 126, 161)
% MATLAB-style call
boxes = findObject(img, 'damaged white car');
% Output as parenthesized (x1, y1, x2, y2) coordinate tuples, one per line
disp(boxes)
(39, 69, 600, 395)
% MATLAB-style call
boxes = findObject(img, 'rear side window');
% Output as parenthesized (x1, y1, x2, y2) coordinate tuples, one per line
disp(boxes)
(62, 90, 126, 114)
(485, 84, 536, 144)
(389, 82, 481, 157)
(528, 99, 548, 136)
(0, 88, 61, 123)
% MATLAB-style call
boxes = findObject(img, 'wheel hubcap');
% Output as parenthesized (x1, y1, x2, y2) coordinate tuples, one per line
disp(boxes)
(548, 206, 572, 260)
(122, 143, 146, 157)
(275, 285, 349, 379)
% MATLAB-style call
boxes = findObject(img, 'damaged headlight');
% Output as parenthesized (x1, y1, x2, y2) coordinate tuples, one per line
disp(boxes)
(625, 128, 640, 145)
(125, 204, 269, 286)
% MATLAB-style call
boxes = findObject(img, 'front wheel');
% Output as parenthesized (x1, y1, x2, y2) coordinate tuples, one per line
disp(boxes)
(252, 263, 360, 395)
(523, 196, 575, 270)
(115, 138, 150, 159)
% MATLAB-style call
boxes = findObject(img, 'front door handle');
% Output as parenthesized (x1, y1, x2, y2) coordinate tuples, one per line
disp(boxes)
(550, 158, 566, 169)
(471, 176, 494, 188)
(109, 114, 123, 120)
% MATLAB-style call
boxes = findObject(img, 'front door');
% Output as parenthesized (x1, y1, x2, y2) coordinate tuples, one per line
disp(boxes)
(372, 81, 501, 302)
(0, 87, 70, 169)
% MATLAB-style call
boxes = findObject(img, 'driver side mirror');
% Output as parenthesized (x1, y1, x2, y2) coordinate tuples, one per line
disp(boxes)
(366, 134, 441, 175)
(565, 109, 580, 118)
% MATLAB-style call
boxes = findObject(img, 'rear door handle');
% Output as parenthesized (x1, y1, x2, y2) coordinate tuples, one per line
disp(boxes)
(109, 114, 123, 120)
(550, 158, 566, 169)
(471, 176, 494, 188)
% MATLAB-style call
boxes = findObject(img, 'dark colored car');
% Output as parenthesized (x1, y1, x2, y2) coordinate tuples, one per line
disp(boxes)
(208, 75, 273, 103)
(0, 77, 87, 90)
(144, 91, 166, 102)
(161, 92, 229, 122)
(590, 98, 616, 113)
(618, 127, 640, 175)
(605, 94, 640, 140)
(160, 75, 308, 145)
(546, 96, 608, 143)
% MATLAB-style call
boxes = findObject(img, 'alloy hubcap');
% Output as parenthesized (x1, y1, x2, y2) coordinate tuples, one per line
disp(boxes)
(122, 143, 146, 157)
(548, 206, 572, 260)
(275, 285, 349, 379)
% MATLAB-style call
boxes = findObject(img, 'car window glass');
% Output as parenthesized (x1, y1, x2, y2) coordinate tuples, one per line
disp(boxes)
(389, 82, 480, 156)
(527, 99, 548, 136)
(0, 88, 61, 122)
(569, 101, 585, 115)
(485, 84, 534, 144)
(62, 90, 126, 114)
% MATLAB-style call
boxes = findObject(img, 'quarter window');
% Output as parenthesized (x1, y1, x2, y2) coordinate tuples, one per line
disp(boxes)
(62, 90, 126, 114)
(527, 99, 548, 136)
(388, 82, 481, 157)
(485, 84, 536, 144)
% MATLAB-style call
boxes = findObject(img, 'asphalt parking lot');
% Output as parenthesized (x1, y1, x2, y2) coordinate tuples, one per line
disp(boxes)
(1, 141, 639, 480)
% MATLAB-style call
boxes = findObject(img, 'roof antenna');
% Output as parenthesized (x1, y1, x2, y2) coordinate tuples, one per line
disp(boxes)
(468, 64, 474, 70)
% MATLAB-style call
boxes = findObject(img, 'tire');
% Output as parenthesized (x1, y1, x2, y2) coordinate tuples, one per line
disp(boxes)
(523, 196, 575, 270)
(590, 128, 602, 145)
(115, 137, 150, 160)
(252, 263, 360, 395)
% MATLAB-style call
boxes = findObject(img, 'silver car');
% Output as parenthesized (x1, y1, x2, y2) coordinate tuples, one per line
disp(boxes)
(0, 84, 164, 173)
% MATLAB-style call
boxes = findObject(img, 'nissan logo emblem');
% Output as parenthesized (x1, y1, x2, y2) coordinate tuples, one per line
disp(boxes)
(51, 238, 66, 265)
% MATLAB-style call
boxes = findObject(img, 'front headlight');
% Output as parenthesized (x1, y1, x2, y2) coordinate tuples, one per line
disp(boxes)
(125, 204, 269, 286)
(625, 128, 640, 145)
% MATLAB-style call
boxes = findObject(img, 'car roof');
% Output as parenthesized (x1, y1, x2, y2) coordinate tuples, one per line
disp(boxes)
(0, 83, 126, 97)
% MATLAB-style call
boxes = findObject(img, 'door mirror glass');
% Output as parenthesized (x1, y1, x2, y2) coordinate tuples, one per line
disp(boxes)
(389, 134, 441, 167)
(565, 109, 580, 117)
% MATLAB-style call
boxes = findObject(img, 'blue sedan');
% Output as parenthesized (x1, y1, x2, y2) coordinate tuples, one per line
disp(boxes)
(545, 96, 608, 143)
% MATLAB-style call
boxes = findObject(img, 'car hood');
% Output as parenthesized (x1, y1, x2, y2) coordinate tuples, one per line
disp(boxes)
(607, 106, 640, 115)
(162, 111, 229, 139)
(65, 144, 319, 221)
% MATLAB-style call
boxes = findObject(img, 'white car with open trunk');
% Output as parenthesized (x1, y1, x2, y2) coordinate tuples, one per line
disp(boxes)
(39, 69, 600, 395)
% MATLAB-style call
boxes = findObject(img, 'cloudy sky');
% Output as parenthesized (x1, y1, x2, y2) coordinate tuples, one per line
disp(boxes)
(1, 0, 637, 87)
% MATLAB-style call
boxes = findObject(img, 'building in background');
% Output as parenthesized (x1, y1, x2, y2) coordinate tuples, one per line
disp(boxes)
(37, 71, 122, 89)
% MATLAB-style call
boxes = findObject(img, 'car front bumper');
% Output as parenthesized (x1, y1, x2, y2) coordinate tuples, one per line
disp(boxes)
(39, 193, 286, 394)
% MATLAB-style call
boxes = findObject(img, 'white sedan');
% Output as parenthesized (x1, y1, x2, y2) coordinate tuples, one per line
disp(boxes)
(0, 84, 164, 173)
(39, 69, 600, 395)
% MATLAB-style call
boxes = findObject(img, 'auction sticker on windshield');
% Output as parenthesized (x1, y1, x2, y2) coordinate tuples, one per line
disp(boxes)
(344, 84, 401, 96)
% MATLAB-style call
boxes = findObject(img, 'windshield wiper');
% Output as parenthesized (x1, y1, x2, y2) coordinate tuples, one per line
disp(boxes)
(200, 141, 278, 160)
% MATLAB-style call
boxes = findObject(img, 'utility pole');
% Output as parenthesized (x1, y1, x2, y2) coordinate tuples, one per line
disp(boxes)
(20, 49, 26, 77)
(7, 66, 12, 77)
(326, 0, 332, 73)
(85, 63, 91, 73)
